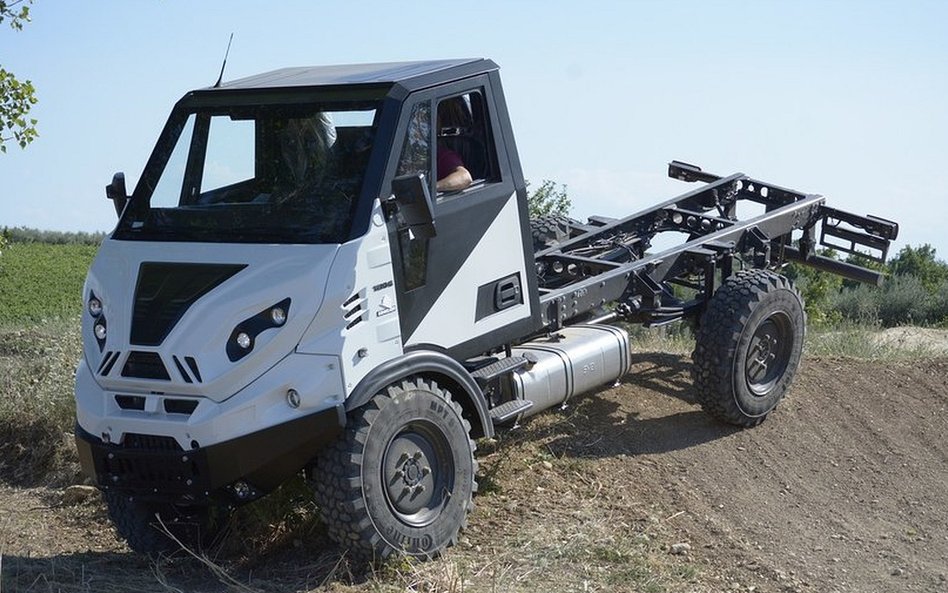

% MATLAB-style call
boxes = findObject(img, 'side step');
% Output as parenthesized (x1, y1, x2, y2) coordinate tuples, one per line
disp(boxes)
(489, 399, 534, 425)
(471, 355, 533, 384)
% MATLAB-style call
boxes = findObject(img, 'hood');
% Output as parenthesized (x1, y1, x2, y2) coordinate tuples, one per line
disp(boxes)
(81, 239, 339, 402)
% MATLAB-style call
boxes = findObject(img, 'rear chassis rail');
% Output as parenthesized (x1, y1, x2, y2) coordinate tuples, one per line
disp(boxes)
(536, 161, 899, 329)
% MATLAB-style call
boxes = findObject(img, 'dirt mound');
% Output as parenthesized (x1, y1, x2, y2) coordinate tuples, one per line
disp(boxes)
(2, 355, 947, 592)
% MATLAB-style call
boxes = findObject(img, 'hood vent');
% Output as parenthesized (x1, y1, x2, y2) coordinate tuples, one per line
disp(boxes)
(130, 262, 246, 346)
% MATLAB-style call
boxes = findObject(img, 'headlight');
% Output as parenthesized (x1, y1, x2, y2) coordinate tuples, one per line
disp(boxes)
(88, 297, 102, 317)
(270, 307, 287, 326)
(235, 332, 252, 349)
(94, 322, 107, 340)
(226, 298, 292, 362)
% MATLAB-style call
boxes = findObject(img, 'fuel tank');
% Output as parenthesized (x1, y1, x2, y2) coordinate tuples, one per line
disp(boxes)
(510, 324, 630, 417)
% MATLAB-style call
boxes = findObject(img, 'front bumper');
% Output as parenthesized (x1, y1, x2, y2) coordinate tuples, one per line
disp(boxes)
(75, 404, 344, 504)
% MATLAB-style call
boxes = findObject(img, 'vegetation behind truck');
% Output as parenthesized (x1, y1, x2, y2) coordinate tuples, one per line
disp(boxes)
(74, 59, 899, 558)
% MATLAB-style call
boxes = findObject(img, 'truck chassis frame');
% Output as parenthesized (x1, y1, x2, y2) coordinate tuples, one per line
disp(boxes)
(533, 161, 898, 332)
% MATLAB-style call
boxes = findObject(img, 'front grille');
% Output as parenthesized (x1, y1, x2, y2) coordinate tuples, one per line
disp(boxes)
(122, 433, 182, 451)
(121, 351, 170, 381)
(115, 395, 146, 410)
(163, 398, 199, 415)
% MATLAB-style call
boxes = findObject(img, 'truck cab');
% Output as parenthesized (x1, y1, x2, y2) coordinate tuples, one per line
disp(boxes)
(76, 59, 548, 555)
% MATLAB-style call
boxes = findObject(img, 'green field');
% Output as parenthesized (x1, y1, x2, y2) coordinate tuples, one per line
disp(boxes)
(0, 242, 98, 324)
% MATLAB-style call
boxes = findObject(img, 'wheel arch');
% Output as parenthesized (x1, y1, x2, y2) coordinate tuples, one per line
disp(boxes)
(345, 350, 494, 439)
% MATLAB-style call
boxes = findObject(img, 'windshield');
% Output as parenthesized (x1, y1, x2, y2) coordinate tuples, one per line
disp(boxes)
(115, 101, 380, 243)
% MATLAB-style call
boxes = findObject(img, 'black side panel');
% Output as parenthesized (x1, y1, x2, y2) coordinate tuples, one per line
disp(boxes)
(130, 263, 246, 346)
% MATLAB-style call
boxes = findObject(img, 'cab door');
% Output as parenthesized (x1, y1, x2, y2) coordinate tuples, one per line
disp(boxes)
(386, 76, 538, 359)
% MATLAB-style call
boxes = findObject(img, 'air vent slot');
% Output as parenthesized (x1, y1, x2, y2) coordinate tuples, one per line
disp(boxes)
(115, 395, 146, 410)
(343, 292, 367, 330)
(172, 356, 193, 384)
(99, 351, 122, 376)
(163, 398, 199, 415)
(184, 356, 202, 382)
(122, 351, 171, 381)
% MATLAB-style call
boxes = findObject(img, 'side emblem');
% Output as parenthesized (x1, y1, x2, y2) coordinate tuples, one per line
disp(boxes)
(376, 294, 397, 317)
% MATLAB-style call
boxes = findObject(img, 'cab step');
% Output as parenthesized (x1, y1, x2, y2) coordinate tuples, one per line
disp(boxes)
(471, 355, 533, 384)
(489, 399, 534, 425)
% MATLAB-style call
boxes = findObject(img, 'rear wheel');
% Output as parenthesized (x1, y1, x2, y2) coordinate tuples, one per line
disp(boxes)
(313, 378, 476, 559)
(530, 214, 581, 252)
(691, 270, 805, 427)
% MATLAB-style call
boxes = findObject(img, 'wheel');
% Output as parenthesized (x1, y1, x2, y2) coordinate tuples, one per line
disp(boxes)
(691, 269, 805, 427)
(530, 214, 580, 252)
(104, 491, 224, 555)
(313, 378, 476, 560)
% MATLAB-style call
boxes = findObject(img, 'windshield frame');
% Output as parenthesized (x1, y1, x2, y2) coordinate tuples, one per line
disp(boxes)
(115, 86, 393, 245)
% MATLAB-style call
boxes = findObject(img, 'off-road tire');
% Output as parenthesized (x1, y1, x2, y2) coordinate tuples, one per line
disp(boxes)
(692, 269, 805, 427)
(530, 214, 578, 252)
(104, 491, 222, 555)
(313, 378, 477, 560)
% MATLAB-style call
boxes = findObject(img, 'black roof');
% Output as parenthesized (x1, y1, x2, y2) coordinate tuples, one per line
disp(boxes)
(208, 59, 497, 93)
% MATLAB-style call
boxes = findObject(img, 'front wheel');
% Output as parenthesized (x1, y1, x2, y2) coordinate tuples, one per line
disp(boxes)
(691, 269, 806, 427)
(104, 492, 224, 555)
(313, 378, 476, 559)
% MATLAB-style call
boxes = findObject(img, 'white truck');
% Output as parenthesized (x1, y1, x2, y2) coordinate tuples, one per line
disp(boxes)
(75, 59, 898, 558)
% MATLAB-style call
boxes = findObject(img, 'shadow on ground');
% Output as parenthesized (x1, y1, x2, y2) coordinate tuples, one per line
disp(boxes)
(496, 351, 740, 459)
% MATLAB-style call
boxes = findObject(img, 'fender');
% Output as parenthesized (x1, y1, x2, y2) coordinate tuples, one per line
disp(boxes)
(345, 349, 494, 439)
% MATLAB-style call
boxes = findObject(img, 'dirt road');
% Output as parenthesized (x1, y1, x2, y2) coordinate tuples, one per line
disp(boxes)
(2, 355, 946, 592)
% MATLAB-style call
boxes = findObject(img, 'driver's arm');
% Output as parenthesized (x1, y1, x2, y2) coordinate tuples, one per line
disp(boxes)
(436, 166, 473, 192)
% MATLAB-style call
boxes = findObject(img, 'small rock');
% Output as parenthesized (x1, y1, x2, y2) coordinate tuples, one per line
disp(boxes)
(891, 567, 904, 576)
(633, 533, 650, 544)
(541, 460, 553, 470)
(670, 542, 691, 555)
(62, 485, 97, 506)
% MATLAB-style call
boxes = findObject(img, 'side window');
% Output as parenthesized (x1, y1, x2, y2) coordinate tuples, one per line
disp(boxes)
(395, 101, 432, 291)
(396, 102, 431, 178)
(436, 90, 499, 191)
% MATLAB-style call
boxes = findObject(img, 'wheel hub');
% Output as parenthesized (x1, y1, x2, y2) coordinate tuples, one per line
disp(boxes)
(382, 424, 453, 527)
(745, 314, 793, 397)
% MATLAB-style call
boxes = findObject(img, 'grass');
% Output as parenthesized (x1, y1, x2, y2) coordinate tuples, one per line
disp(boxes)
(0, 242, 96, 324)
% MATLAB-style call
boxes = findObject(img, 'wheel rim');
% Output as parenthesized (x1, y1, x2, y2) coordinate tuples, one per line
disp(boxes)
(744, 311, 794, 397)
(381, 420, 455, 528)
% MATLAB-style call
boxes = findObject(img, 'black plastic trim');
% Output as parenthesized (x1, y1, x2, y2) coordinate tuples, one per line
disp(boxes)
(74, 405, 344, 504)
(226, 298, 292, 362)
(344, 349, 493, 439)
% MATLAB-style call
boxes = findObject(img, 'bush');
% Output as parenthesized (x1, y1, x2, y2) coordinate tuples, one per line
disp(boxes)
(876, 275, 931, 326)
(931, 280, 948, 326)
(830, 284, 880, 325)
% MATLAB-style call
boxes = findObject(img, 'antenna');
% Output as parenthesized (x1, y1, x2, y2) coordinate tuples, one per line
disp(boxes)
(213, 33, 234, 88)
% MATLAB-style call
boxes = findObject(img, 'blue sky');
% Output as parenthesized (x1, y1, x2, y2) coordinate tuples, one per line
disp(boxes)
(0, 0, 945, 258)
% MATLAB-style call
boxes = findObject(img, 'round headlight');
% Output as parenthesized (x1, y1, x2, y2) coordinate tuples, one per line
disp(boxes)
(236, 332, 252, 349)
(88, 298, 102, 317)
(94, 323, 107, 340)
(271, 307, 286, 326)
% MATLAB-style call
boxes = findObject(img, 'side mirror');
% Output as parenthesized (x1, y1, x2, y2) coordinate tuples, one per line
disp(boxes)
(105, 172, 128, 218)
(391, 173, 437, 239)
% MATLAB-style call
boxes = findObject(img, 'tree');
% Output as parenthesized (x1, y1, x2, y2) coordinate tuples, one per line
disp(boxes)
(526, 179, 571, 218)
(0, 0, 38, 153)
(887, 244, 948, 293)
